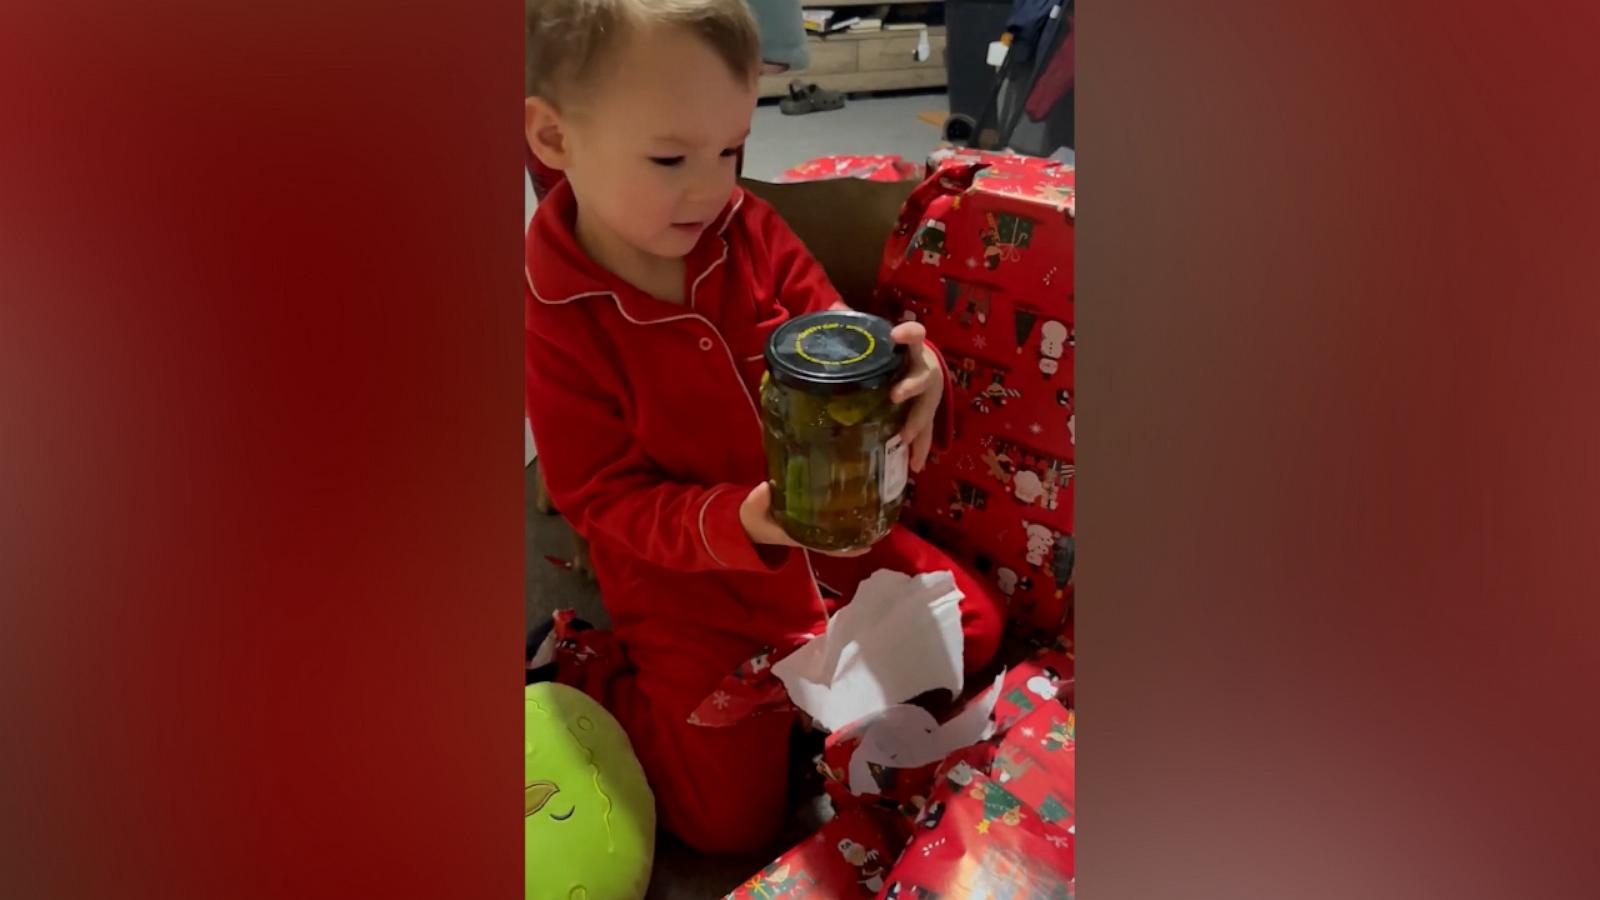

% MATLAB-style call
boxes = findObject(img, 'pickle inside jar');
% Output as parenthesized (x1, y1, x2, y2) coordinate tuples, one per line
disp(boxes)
(760, 311, 909, 552)
(764, 401, 902, 550)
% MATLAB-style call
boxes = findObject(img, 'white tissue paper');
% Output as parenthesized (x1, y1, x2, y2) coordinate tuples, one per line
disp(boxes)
(773, 570, 1010, 796)
(773, 569, 967, 733)
(845, 671, 1005, 795)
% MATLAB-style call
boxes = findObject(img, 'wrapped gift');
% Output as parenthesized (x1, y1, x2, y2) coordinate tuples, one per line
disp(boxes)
(925, 147, 1075, 186)
(990, 700, 1075, 832)
(725, 806, 911, 900)
(778, 154, 923, 184)
(874, 156, 1076, 635)
(884, 766, 1074, 898)
(744, 663, 1074, 899)
(817, 719, 947, 815)
(991, 632, 1075, 733)
(811, 631, 1074, 815)
(816, 714, 992, 819)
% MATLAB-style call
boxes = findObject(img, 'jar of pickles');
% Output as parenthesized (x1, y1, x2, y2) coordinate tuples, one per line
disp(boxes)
(760, 310, 911, 552)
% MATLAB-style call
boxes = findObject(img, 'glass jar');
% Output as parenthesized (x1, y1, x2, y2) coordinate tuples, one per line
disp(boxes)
(760, 310, 911, 552)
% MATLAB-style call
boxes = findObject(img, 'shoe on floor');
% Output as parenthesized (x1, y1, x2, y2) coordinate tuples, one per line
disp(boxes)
(779, 80, 846, 115)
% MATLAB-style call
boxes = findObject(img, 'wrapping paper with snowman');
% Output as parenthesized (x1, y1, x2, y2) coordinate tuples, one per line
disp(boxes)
(871, 156, 1076, 635)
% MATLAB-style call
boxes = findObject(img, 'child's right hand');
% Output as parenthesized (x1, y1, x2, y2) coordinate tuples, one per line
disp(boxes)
(740, 482, 870, 558)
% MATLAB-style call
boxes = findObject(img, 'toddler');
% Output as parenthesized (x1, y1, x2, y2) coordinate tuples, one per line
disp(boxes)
(524, 0, 1005, 854)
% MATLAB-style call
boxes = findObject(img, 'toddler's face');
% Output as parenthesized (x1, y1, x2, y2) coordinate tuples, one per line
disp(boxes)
(556, 26, 758, 261)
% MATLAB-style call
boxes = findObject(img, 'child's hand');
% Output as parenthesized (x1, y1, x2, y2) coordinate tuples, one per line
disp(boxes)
(887, 322, 943, 473)
(740, 482, 870, 558)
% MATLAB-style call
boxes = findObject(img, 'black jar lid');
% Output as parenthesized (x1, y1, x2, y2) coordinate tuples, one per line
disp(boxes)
(766, 310, 907, 395)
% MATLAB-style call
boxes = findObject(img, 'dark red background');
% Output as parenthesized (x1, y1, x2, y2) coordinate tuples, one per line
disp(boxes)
(4, 0, 1600, 897)
(1, 1, 524, 897)
(1078, 3, 1600, 898)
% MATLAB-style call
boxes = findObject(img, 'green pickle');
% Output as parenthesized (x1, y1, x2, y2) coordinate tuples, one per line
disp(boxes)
(760, 310, 911, 552)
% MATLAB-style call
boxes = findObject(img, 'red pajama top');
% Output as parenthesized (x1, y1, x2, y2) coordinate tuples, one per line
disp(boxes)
(524, 180, 950, 697)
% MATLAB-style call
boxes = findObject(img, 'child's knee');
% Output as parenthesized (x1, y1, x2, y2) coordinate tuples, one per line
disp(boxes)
(649, 714, 793, 855)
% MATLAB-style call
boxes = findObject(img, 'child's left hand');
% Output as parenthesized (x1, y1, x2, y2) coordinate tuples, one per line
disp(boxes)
(888, 321, 943, 473)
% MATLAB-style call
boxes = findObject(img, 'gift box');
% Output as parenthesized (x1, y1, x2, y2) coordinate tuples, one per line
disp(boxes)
(991, 631, 1075, 733)
(724, 806, 910, 900)
(738, 660, 1074, 900)
(884, 766, 1074, 898)
(802, 627, 1074, 845)
(727, 163, 1074, 899)
(925, 147, 1076, 187)
(989, 700, 1075, 832)
(875, 678, 1074, 898)
(873, 155, 1076, 635)
(817, 718, 948, 816)
(815, 703, 998, 820)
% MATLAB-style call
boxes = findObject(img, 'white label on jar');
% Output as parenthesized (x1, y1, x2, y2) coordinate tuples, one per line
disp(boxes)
(882, 435, 909, 503)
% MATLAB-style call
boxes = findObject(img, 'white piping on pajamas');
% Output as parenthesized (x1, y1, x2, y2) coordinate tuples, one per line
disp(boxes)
(697, 486, 733, 568)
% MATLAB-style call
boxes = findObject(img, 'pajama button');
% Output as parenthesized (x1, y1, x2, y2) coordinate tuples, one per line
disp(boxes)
(698, 337, 714, 351)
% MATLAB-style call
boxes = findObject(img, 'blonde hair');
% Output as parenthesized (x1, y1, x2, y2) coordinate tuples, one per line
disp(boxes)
(526, 0, 761, 100)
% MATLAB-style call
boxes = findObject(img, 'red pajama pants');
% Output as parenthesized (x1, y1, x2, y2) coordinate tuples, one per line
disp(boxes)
(568, 525, 1004, 855)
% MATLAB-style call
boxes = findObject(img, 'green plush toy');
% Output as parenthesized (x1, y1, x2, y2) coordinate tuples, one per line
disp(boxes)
(525, 683, 655, 900)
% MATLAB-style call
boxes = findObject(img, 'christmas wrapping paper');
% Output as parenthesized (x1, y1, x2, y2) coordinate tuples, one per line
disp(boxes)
(687, 642, 802, 727)
(991, 630, 1075, 733)
(817, 716, 956, 816)
(739, 640, 1075, 899)
(529, 609, 613, 683)
(777, 154, 923, 184)
(988, 700, 1076, 833)
(885, 765, 1074, 898)
(532, 614, 816, 729)
(883, 647, 1076, 897)
(874, 155, 1076, 634)
(724, 806, 910, 900)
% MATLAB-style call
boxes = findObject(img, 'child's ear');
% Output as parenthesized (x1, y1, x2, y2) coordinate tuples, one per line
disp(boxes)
(524, 96, 570, 170)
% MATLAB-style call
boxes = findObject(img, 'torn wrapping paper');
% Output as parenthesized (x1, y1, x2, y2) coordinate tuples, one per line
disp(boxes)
(776, 154, 922, 184)
(845, 672, 1004, 796)
(819, 721, 974, 814)
(722, 806, 908, 900)
(738, 635, 1075, 900)
(773, 570, 967, 733)
(686, 633, 822, 727)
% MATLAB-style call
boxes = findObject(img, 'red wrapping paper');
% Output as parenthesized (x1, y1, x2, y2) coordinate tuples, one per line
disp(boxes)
(687, 635, 819, 727)
(991, 631, 1075, 733)
(884, 767, 1074, 898)
(777, 154, 923, 184)
(723, 806, 910, 899)
(876, 155, 1076, 634)
(990, 700, 1076, 832)
(731, 153, 1076, 899)
(737, 645, 1076, 898)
